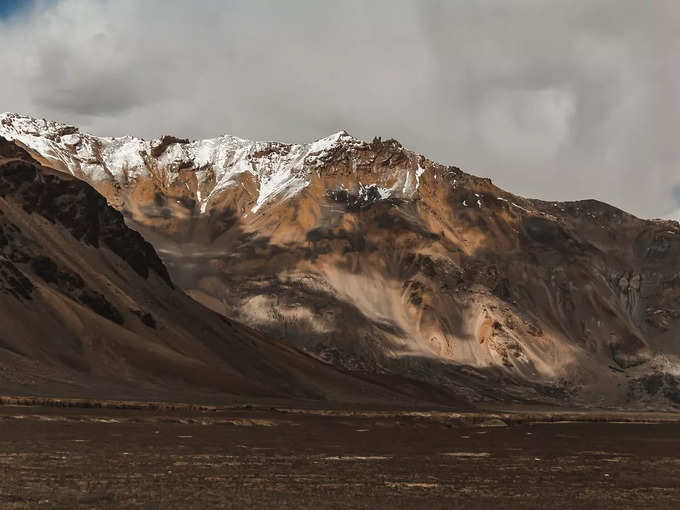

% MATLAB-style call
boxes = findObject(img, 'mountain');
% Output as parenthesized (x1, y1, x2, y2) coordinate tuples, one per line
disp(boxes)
(0, 133, 468, 407)
(3, 112, 680, 408)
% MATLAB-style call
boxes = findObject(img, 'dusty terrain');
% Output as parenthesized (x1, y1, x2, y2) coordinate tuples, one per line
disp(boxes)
(0, 403, 679, 508)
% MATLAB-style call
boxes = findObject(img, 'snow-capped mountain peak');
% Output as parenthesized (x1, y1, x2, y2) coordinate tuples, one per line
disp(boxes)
(0, 113, 374, 214)
(0, 113, 430, 215)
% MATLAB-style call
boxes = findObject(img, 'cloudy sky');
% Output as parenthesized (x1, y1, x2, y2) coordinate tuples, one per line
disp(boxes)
(0, 0, 678, 217)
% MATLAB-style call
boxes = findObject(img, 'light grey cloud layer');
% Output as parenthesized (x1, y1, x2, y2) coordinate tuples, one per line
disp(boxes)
(1, 0, 678, 217)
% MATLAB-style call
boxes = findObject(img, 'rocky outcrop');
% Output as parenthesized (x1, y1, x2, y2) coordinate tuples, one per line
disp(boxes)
(0, 158, 173, 287)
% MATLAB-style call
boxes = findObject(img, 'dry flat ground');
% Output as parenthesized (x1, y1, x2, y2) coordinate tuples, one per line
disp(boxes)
(0, 404, 679, 508)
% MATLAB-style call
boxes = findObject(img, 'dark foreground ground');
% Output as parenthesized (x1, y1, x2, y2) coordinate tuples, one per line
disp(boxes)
(1, 403, 679, 509)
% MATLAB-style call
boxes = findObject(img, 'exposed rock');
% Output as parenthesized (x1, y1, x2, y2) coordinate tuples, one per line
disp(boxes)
(0, 135, 461, 406)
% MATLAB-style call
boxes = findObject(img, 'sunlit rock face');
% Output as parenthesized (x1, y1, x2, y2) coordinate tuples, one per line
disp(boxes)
(6, 112, 680, 408)
(0, 135, 437, 406)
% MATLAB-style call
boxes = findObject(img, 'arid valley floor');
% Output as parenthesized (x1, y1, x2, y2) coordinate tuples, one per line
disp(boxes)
(0, 402, 679, 508)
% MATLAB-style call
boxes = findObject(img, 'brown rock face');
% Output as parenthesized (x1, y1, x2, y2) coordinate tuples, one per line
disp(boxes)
(0, 136, 461, 407)
(121, 142, 680, 405)
(0, 154, 172, 288)
(4, 114, 680, 407)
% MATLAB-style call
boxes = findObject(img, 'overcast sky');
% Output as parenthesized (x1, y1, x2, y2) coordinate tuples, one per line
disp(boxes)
(0, 0, 678, 218)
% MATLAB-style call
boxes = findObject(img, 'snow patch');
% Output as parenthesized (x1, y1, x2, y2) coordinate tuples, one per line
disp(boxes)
(511, 202, 531, 213)
(415, 164, 425, 189)
(307, 131, 346, 155)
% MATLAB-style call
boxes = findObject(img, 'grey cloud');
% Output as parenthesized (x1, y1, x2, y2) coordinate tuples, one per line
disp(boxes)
(0, 0, 677, 217)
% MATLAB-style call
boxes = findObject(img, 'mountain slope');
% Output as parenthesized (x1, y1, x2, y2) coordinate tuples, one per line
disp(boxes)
(0, 135, 466, 407)
(3, 113, 680, 407)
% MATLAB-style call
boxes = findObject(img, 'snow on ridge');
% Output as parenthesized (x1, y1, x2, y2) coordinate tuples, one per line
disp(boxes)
(1, 113, 431, 214)
(0, 113, 82, 172)
(0, 114, 369, 214)
(307, 130, 350, 156)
